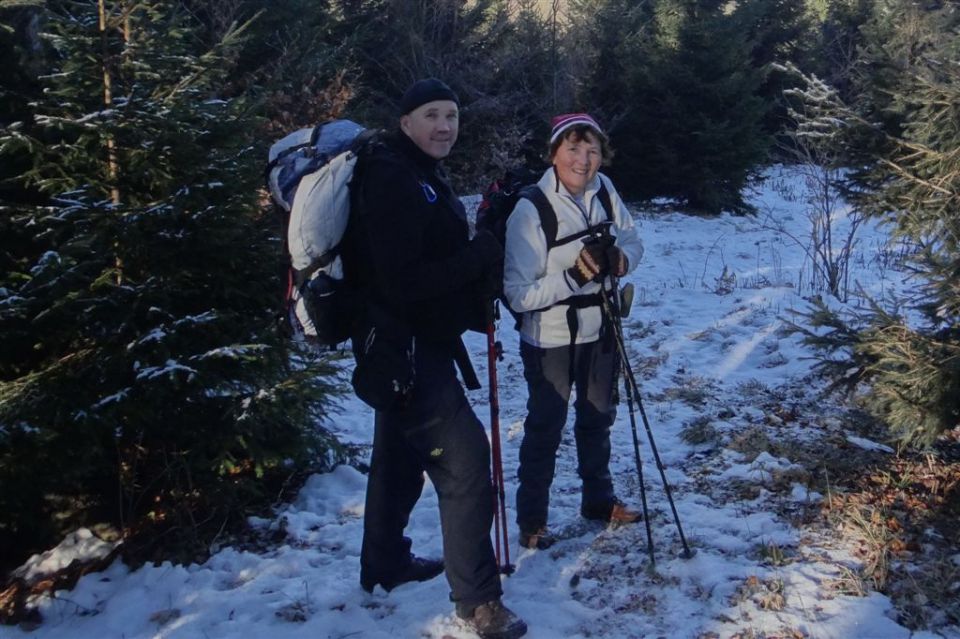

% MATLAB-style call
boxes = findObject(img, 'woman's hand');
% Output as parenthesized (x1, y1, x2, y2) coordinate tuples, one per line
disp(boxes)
(606, 245, 628, 277)
(567, 243, 609, 287)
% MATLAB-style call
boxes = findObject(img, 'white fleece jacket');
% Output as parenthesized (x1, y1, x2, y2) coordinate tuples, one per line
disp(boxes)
(503, 167, 643, 348)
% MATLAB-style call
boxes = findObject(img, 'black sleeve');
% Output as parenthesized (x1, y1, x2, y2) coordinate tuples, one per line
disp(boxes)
(358, 159, 482, 307)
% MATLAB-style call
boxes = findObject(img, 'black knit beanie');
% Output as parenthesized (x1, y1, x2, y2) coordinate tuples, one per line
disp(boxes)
(400, 78, 459, 115)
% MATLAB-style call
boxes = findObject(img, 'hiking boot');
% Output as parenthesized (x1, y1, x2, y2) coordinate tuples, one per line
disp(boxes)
(459, 599, 527, 639)
(360, 555, 444, 593)
(518, 527, 555, 550)
(581, 498, 641, 523)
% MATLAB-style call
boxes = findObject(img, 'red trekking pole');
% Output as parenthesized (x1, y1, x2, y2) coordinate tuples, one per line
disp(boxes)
(486, 299, 513, 575)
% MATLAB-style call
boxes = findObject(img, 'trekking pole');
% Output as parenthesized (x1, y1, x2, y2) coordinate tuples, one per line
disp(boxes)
(485, 299, 514, 575)
(600, 278, 694, 560)
(607, 289, 655, 566)
(620, 356, 657, 567)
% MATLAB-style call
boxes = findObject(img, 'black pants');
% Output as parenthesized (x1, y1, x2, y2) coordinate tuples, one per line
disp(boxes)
(360, 340, 501, 611)
(515, 333, 618, 532)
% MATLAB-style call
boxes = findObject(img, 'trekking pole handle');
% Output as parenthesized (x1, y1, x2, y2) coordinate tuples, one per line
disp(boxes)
(582, 224, 615, 248)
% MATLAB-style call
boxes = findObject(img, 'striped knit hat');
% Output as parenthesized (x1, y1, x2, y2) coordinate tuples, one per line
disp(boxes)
(549, 113, 602, 144)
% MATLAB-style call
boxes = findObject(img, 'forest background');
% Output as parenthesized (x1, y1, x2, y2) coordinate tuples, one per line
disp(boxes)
(0, 0, 957, 613)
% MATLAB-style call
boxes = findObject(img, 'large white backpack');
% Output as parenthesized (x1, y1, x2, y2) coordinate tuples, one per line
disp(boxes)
(266, 120, 378, 345)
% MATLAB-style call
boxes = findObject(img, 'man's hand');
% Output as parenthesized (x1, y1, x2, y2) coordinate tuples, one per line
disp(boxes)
(470, 229, 503, 269)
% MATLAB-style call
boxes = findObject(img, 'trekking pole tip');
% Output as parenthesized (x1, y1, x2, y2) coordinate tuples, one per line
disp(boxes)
(500, 564, 515, 576)
(679, 547, 697, 560)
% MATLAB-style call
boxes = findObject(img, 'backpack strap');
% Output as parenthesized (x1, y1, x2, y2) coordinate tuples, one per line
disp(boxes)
(518, 185, 558, 249)
(453, 336, 481, 391)
(520, 181, 615, 250)
(597, 180, 614, 224)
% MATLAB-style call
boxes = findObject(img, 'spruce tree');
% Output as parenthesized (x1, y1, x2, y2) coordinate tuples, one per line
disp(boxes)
(737, 0, 812, 138)
(460, 0, 565, 181)
(0, 1, 343, 567)
(785, 0, 960, 446)
(634, 0, 770, 213)
(566, 0, 655, 132)
(332, 0, 522, 190)
(848, 1, 960, 445)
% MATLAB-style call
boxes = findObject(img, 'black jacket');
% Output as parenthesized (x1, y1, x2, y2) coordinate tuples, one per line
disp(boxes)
(345, 130, 487, 343)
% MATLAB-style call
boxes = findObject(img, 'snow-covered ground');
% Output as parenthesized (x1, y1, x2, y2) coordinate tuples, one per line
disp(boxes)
(7, 166, 957, 639)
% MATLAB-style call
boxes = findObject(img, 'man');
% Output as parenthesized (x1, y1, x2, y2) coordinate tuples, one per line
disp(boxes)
(347, 78, 527, 639)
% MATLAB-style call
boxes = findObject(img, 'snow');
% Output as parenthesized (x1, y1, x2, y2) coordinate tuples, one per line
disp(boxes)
(173, 311, 218, 326)
(192, 345, 267, 361)
(129, 328, 167, 348)
(90, 389, 130, 409)
(134, 359, 198, 381)
(846, 435, 896, 454)
(12, 530, 118, 584)
(29, 251, 60, 275)
(7, 166, 958, 639)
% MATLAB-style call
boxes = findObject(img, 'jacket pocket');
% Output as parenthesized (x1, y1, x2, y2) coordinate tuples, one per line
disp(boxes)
(351, 325, 415, 412)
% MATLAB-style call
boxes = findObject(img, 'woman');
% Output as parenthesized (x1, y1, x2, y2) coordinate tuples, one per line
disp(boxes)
(503, 113, 644, 549)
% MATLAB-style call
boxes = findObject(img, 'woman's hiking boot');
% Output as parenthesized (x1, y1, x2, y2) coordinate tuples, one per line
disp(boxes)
(458, 599, 527, 639)
(580, 498, 641, 523)
(518, 526, 556, 550)
(360, 554, 444, 593)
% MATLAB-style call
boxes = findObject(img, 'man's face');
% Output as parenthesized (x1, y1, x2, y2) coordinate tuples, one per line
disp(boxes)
(400, 100, 459, 160)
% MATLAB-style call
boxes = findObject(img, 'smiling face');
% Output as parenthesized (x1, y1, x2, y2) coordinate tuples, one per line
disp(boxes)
(400, 99, 459, 160)
(551, 129, 602, 197)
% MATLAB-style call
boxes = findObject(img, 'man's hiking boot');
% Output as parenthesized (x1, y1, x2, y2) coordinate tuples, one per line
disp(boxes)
(459, 599, 527, 639)
(518, 527, 555, 550)
(581, 498, 641, 524)
(360, 555, 444, 593)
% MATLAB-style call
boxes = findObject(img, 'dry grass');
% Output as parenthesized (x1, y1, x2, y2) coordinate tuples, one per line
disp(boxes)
(727, 575, 790, 623)
(754, 541, 792, 567)
(681, 415, 720, 445)
(816, 441, 960, 629)
(728, 426, 776, 461)
(717, 397, 960, 632)
(662, 374, 718, 408)
(822, 564, 869, 597)
(893, 556, 960, 629)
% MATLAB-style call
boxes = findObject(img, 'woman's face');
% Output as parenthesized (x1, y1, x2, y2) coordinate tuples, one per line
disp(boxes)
(552, 130, 602, 197)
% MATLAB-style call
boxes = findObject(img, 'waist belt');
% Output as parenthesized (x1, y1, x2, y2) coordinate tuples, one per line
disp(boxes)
(547, 290, 615, 382)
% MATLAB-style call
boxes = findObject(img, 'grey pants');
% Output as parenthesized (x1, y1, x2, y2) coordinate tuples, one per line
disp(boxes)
(360, 340, 501, 610)
(515, 333, 618, 532)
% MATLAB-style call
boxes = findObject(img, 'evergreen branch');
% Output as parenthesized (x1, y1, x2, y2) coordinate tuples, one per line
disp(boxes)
(0, 0, 43, 8)
(0, 348, 97, 410)
(877, 157, 954, 197)
(160, 11, 263, 105)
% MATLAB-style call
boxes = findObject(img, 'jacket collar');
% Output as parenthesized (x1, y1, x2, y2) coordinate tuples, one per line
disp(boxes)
(393, 129, 442, 173)
(542, 165, 602, 203)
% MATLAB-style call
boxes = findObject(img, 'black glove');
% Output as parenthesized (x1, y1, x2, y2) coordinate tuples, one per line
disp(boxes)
(469, 229, 503, 271)
(606, 245, 628, 277)
(479, 261, 503, 298)
(566, 243, 609, 287)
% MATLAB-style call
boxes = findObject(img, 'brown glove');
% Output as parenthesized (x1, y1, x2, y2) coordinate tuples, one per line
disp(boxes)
(567, 243, 609, 287)
(606, 245, 628, 277)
